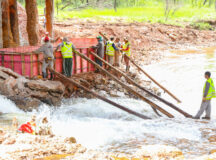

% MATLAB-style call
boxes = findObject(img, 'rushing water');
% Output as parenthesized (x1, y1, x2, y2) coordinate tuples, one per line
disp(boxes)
(1, 46, 216, 158)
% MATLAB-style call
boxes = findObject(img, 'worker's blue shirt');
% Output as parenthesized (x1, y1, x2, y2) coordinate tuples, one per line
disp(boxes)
(112, 43, 119, 51)
(106, 41, 119, 51)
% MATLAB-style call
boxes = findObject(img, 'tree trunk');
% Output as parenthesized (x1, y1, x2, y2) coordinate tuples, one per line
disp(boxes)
(2, 0, 14, 48)
(215, 0, 216, 10)
(8, 0, 19, 45)
(25, 0, 39, 46)
(46, 0, 54, 38)
(114, 0, 117, 12)
(0, 1, 3, 48)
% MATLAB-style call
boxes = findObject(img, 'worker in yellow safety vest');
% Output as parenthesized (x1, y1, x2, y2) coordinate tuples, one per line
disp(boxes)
(121, 37, 131, 72)
(194, 71, 216, 120)
(55, 37, 76, 77)
(106, 37, 119, 66)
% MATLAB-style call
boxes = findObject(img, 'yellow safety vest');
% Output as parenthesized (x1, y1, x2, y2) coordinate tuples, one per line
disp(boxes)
(203, 78, 216, 100)
(61, 42, 73, 58)
(123, 42, 131, 57)
(106, 41, 115, 56)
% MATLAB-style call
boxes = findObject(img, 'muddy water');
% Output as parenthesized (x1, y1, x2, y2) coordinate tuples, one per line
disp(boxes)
(1, 47, 216, 159)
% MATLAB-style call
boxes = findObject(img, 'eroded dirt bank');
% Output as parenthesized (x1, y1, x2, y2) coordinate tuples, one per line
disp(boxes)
(53, 19, 216, 64)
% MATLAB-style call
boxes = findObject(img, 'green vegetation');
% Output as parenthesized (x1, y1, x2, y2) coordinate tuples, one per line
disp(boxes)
(18, 0, 216, 30)
(55, 6, 216, 23)
(190, 22, 214, 30)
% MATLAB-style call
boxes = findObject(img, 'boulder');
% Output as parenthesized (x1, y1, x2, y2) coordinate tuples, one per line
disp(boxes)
(25, 80, 65, 94)
(0, 77, 19, 96)
(9, 96, 41, 111)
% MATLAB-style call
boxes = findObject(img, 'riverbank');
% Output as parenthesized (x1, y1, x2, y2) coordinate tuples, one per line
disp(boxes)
(2, 121, 216, 160)
(2, 46, 216, 159)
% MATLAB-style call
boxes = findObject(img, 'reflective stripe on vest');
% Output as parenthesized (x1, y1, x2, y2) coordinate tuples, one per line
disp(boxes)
(123, 42, 131, 57)
(106, 41, 115, 56)
(61, 42, 73, 58)
(203, 78, 216, 100)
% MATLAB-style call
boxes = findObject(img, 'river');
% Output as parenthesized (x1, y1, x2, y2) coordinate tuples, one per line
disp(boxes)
(1, 46, 216, 159)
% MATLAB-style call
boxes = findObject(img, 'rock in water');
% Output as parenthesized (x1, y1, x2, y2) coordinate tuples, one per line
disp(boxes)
(25, 80, 65, 94)
(0, 67, 65, 110)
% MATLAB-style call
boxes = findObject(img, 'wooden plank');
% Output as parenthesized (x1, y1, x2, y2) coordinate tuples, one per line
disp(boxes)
(90, 51, 192, 118)
(21, 54, 25, 76)
(80, 49, 83, 73)
(87, 48, 90, 72)
(73, 52, 77, 74)
(75, 50, 174, 118)
(11, 55, 14, 71)
(1, 53, 4, 67)
(30, 54, 33, 78)
(49, 67, 151, 120)
(36, 54, 40, 75)
(127, 55, 182, 103)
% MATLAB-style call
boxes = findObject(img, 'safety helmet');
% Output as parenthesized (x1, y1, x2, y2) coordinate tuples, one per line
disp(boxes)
(96, 36, 103, 41)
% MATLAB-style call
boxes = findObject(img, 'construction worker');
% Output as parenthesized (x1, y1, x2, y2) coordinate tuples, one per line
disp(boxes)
(105, 37, 118, 66)
(55, 37, 76, 77)
(121, 37, 131, 72)
(91, 36, 104, 72)
(114, 37, 121, 67)
(194, 71, 216, 120)
(33, 37, 54, 79)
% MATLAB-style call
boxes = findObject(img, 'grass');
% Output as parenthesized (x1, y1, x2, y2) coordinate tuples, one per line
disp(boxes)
(36, 2, 216, 29)
(190, 22, 214, 30)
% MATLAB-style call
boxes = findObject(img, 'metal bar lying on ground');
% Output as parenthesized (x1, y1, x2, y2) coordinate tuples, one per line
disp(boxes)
(75, 51, 174, 118)
(49, 68, 151, 120)
(126, 55, 182, 103)
(90, 51, 192, 118)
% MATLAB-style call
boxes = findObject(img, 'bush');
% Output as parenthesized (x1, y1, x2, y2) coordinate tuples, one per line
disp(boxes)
(190, 22, 214, 30)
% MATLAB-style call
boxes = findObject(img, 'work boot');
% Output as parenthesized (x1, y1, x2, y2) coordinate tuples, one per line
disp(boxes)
(202, 117, 210, 120)
(42, 72, 47, 79)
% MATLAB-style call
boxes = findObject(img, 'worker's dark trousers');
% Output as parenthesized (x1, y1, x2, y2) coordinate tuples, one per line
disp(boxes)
(63, 58, 73, 77)
(96, 58, 102, 67)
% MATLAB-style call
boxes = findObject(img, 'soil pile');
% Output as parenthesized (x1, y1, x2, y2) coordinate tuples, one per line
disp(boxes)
(53, 19, 216, 64)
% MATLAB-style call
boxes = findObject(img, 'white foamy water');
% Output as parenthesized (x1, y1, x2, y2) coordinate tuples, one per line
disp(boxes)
(1, 47, 216, 158)
(0, 95, 23, 114)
